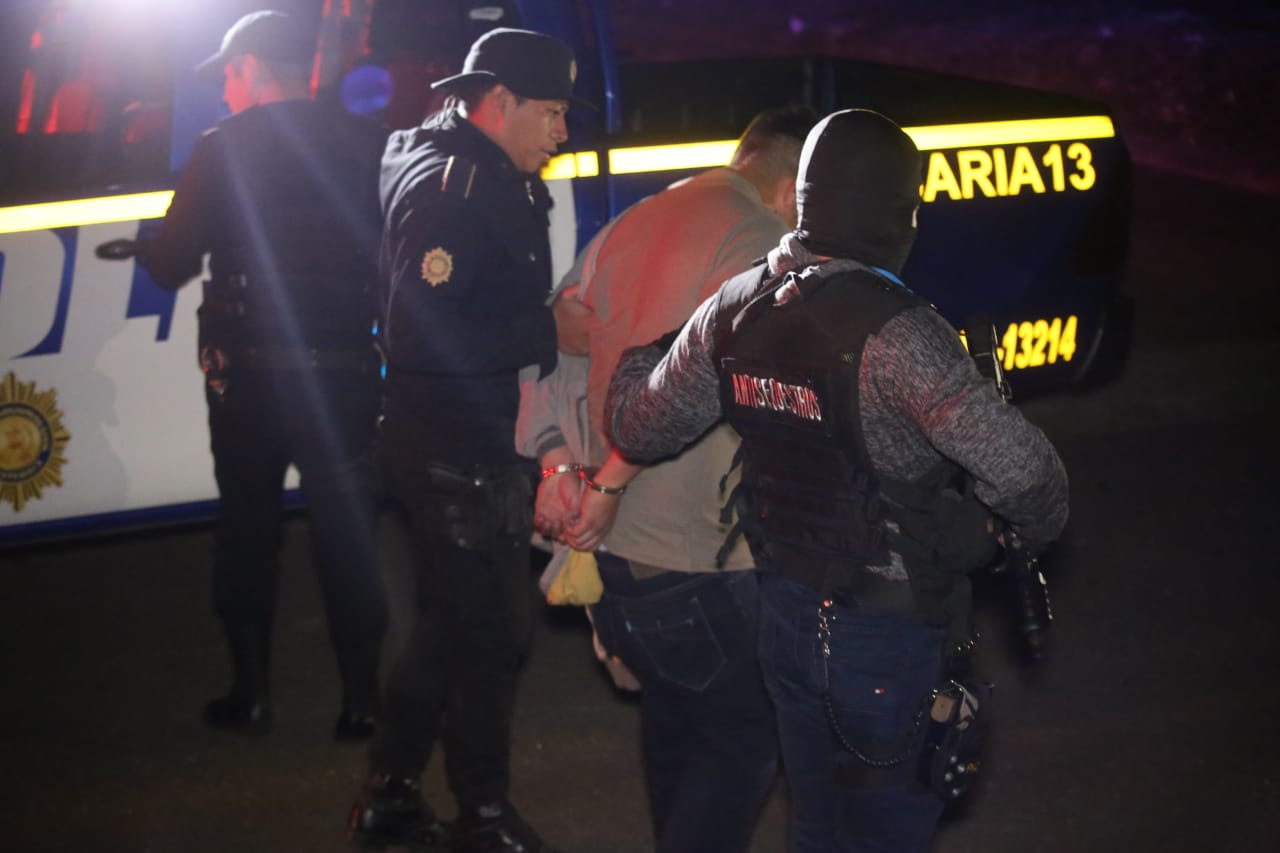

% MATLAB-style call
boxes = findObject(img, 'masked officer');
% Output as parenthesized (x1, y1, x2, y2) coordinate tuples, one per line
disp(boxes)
(347, 28, 590, 853)
(122, 10, 390, 739)
(605, 109, 1069, 852)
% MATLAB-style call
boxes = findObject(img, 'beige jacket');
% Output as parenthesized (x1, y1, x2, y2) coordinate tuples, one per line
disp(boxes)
(518, 168, 788, 573)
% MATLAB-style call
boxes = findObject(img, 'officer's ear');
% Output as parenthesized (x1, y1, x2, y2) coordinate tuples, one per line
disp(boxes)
(492, 84, 517, 117)
(488, 85, 505, 113)
(238, 54, 265, 88)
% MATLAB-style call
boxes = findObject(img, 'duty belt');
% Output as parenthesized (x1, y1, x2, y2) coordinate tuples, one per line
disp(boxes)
(773, 559, 916, 614)
(201, 276, 376, 319)
(201, 344, 378, 373)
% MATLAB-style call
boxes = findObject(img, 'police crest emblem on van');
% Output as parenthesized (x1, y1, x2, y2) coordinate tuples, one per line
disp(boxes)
(0, 373, 70, 512)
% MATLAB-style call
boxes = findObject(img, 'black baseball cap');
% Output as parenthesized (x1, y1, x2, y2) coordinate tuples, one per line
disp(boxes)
(431, 28, 594, 109)
(194, 11, 314, 80)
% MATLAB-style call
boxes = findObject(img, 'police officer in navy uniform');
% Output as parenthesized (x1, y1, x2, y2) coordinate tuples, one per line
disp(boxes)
(347, 28, 589, 853)
(129, 10, 390, 740)
(606, 109, 1069, 852)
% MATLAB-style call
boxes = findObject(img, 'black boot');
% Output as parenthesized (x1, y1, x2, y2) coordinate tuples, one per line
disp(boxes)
(452, 801, 559, 853)
(348, 774, 450, 850)
(203, 621, 272, 735)
(335, 645, 381, 742)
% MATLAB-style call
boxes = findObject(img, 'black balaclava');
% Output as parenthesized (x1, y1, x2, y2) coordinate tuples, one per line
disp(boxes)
(794, 109, 922, 275)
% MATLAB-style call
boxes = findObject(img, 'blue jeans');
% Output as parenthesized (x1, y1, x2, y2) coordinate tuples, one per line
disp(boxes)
(758, 576, 946, 853)
(591, 556, 778, 853)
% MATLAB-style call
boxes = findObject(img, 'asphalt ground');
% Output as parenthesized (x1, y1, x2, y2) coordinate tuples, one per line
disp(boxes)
(2, 166, 1278, 852)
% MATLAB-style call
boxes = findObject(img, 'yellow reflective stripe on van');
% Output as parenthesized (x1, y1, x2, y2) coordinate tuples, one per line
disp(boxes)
(543, 140, 736, 179)
(541, 115, 1116, 179)
(1, 116, 1115, 231)
(0, 191, 173, 234)
(906, 115, 1115, 150)
(608, 140, 739, 175)
(543, 151, 600, 180)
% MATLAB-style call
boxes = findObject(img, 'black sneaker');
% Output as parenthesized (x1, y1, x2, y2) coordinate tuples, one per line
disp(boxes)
(348, 774, 450, 850)
(453, 801, 559, 853)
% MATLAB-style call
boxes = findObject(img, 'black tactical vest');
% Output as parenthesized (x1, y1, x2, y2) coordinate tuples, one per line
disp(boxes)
(715, 261, 972, 624)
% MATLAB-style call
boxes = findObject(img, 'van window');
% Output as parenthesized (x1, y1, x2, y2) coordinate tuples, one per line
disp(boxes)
(319, 0, 525, 130)
(0, 0, 561, 206)
(0, 1, 176, 204)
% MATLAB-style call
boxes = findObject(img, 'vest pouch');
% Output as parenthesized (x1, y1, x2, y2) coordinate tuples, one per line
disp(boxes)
(934, 486, 1000, 574)
(881, 472, 998, 576)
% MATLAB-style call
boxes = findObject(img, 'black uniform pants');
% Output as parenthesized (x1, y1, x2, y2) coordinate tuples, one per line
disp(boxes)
(206, 368, 387, 710)
(371, 441, 535, 809)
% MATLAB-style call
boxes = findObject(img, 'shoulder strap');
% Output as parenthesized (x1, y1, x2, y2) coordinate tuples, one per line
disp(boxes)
(792, 258, 883, 293)
(711, 262, 775, 365)
(728, 258, 880, 338)
(440, 154, 478, 199)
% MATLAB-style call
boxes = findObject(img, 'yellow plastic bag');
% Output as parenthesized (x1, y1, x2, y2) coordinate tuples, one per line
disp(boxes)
(545, 548, 603, 605)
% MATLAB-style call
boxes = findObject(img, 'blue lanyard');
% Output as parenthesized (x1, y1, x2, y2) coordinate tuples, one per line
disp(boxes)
(870, 265, 905, 289)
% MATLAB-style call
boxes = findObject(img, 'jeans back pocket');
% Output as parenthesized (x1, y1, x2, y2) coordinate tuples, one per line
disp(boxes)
(619, 594, 727, 693)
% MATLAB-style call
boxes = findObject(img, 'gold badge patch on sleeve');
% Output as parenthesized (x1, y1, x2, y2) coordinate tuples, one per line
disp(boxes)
(420, 247, 454, 286)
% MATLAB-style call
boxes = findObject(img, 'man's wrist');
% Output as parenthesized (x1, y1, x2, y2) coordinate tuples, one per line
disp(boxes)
(541, 462, 585, 480)
(583, 477, 626, 496)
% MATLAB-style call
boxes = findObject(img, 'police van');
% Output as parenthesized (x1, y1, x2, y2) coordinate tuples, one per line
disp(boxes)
(0, 0, 1131, 544)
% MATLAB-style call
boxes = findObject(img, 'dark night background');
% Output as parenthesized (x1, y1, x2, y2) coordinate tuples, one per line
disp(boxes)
(608, 0, 1279, 196)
